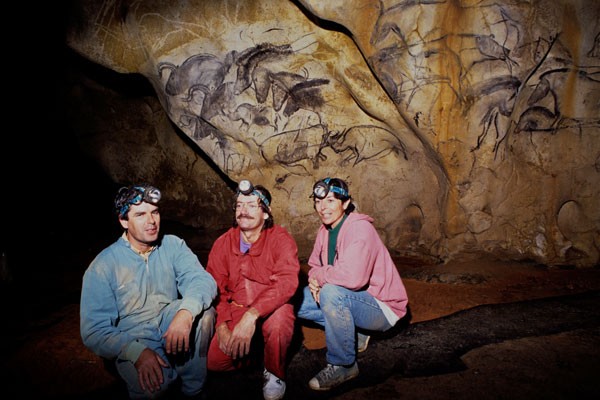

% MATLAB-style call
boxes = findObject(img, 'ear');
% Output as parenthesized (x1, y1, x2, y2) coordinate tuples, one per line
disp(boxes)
(263, 209, 270, 220)
(119, 218, 129, 230)
(342, 199, 351, 210)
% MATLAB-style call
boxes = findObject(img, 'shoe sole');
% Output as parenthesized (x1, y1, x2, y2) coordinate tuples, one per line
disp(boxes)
(263, 389, 286, 400)
(264, 395, 285, 400)
(263, 384, 286, 400)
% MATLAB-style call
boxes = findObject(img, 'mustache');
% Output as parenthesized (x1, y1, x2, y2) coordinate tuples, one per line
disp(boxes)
(237, 214, 253, 219)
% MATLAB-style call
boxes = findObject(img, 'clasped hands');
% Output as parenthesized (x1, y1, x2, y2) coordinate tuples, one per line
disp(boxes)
(309, 278, 321, 304)
(217, 308, 259, 360)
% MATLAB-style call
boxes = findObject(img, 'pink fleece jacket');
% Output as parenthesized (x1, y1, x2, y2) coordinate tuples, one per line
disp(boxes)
(307, 212, 409, 319)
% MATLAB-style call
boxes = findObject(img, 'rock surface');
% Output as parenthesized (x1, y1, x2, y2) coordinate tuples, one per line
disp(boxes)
(63, 0, 599, 266)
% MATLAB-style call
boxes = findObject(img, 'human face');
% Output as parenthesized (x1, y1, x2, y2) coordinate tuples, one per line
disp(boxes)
(235, 194, 267, 233)
(119, 201, 160, 251)
(314, 192, 349, 228)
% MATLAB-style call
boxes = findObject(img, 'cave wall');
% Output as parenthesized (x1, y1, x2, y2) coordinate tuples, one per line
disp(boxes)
(64, 0, 600, 267)
(65, 58, 233, 237)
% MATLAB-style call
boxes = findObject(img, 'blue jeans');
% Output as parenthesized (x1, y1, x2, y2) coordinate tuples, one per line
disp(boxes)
(115, 301, 215, 399)
(297, 285, 392, 366)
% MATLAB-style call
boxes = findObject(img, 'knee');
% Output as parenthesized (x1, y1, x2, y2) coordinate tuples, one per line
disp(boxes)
(275, 304, 295, 324)
(319, 284, 343, 306)
(196, 307, 216, 352)
(207, 339, 233, 372)
(302, 285, 313, 298)
(266, 305, 295, 335)
(199, 307, 216, 333)
(207, 356, 234, 372)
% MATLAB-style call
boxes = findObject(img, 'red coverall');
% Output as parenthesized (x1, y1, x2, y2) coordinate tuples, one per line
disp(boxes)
(206, 224, 300, 379)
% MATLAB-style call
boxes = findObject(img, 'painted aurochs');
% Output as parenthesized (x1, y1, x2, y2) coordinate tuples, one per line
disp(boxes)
(65, 0, 600, 267)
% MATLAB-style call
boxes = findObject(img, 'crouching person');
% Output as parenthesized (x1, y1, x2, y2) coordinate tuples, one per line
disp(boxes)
(206, 180, 300, 400)
(297, 177, 409, 391)
(80, 184, 217, 399)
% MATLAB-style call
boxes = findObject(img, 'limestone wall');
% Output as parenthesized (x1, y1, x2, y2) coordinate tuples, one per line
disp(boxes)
(65, 0, 600, 266)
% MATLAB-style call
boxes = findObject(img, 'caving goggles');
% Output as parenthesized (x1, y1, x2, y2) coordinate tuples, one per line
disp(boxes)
(115, 185, 161, 217)
(312, 178, 349, 199)
(236, 179, 270, 207)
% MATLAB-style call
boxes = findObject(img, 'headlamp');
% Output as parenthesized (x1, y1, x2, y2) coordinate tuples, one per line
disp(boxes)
(312, 178, 349, 199)
(236, 179, 270, 207)
(117, 185, 161, 217)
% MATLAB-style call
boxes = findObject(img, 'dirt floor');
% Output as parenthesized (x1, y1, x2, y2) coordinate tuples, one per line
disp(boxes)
(3, 251, 600, 399)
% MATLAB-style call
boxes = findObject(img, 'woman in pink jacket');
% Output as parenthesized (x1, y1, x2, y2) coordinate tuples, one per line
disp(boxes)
(297, 177, 409, 391)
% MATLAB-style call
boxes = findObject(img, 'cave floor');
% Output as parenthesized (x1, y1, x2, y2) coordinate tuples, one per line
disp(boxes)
(4, 257, 600, 399)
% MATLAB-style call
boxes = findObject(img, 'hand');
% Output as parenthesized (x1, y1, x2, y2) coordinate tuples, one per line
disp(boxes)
(225, 308, 259, 359)
(163, 309, 194, 354)
(216, 323, 233, 356)
(309, 278, 321, 304)
(135, 348, 168, 393)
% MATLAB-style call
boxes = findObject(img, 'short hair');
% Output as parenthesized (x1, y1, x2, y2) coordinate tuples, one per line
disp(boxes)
(114, 184, 161, 219)
(232, 184, 274, 229)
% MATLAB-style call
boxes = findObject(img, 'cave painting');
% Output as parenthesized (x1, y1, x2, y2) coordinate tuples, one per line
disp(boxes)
(66, 0, 600, 267)
(158, 46, 410, 170)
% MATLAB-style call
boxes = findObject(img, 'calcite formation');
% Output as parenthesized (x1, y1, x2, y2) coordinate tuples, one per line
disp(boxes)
(65, 0, 600, 267)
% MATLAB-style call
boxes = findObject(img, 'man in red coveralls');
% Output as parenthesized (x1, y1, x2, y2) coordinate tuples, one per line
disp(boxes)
(206, 179, 300, 400)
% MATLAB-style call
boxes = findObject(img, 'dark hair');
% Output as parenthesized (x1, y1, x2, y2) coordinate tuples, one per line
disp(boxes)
(232, 184, 274, 229)
(313, 177, 355, 214)
(114, 183, 161, 220)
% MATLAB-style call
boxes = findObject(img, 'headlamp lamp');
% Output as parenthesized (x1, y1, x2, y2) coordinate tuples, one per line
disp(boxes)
(117, 185, 161, 217)
(312, 178, 349, 199)
(237, 179, 270, 207)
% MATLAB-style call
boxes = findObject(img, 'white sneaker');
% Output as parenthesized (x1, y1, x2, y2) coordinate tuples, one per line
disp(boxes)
(357, 332, 371, 353)
(263, 369, 286, 400)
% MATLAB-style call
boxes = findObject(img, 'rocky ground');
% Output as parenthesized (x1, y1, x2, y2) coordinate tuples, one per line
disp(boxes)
(3, 227, 600, 399)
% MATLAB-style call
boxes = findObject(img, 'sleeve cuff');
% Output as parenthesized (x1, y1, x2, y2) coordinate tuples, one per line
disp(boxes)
(123, 340, 146, 363)
(180, 298, 205, 318)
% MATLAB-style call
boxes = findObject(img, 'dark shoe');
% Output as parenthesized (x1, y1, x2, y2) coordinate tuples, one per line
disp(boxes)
(308, 362, 359, 391)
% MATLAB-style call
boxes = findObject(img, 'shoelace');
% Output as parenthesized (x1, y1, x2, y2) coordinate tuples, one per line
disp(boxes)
(318, 364, 340, 380)
(264, 371, 283, 386)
